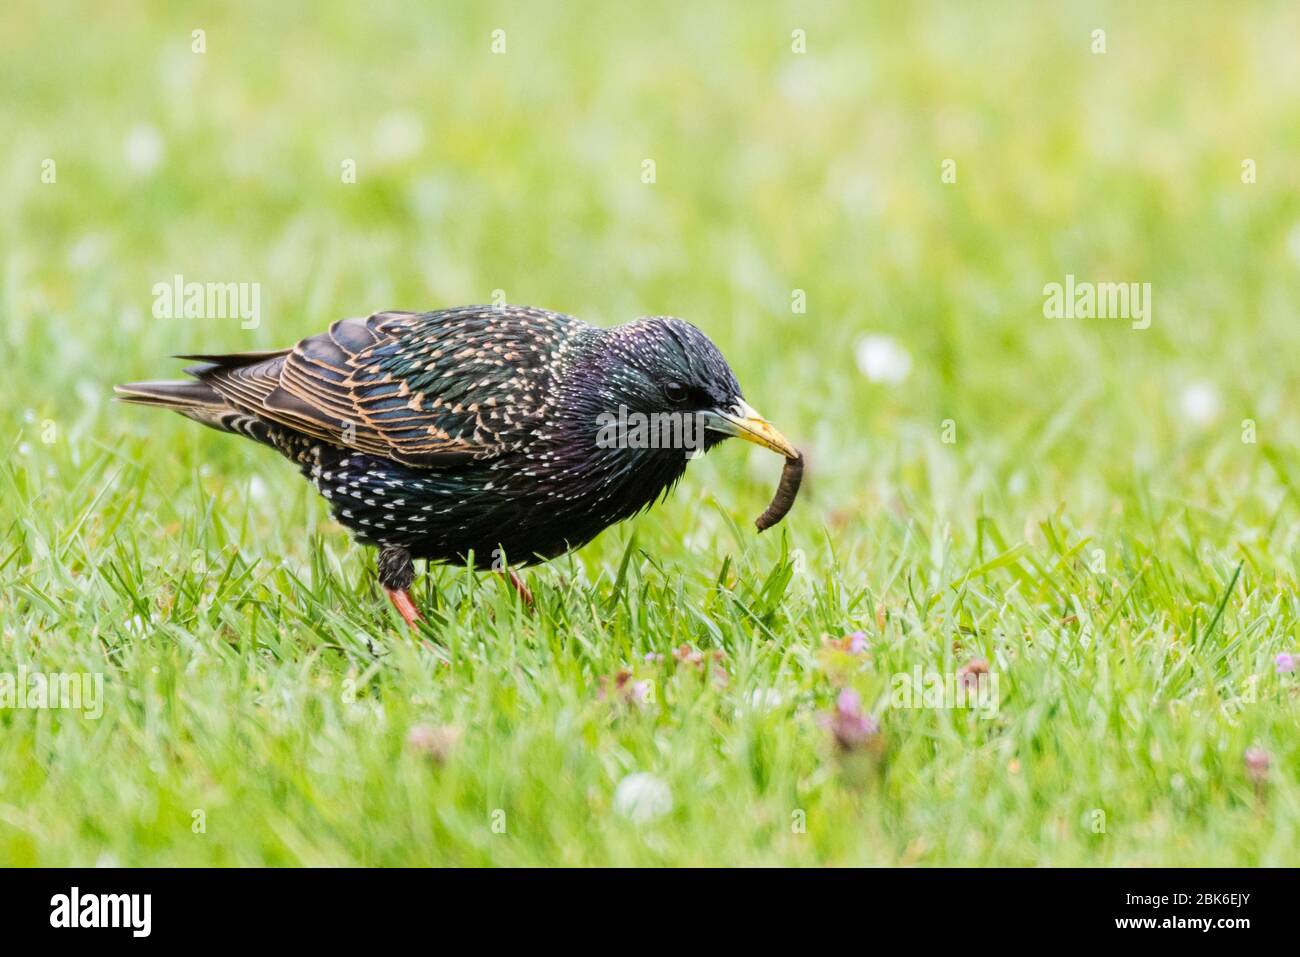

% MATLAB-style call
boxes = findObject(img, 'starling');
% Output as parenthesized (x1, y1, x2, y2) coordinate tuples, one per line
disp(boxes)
(116, 305, 797, 627)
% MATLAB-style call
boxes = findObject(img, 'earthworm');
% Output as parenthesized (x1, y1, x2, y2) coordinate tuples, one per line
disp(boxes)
(755, 451, 803, 532)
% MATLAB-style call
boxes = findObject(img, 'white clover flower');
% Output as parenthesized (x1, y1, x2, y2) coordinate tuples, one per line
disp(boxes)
(1287, 223, 1300, 266)
(374, 111, 425, 164)
(855, 334, 912, 384)
(613, 772, 673, 823)
(123, 124, 164, 175)
(1179, 381, 1221, 425)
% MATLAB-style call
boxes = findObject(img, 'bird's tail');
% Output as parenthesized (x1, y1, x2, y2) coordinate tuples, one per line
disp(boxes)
(114, 379, 262, 438)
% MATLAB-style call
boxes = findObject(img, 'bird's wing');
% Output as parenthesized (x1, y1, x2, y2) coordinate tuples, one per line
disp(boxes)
(182, 307, 590, 468)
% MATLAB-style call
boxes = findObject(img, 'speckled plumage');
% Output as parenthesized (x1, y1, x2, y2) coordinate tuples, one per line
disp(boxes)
(117, 305, 775, 611)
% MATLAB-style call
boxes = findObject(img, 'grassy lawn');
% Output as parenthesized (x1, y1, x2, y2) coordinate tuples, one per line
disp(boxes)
(2, 0, 1299, 865)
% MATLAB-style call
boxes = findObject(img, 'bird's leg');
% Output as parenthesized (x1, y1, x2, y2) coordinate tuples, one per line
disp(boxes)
(378, 545, 422, 629)
(496, 567, 534, 609)
(386, 588, 423, 630)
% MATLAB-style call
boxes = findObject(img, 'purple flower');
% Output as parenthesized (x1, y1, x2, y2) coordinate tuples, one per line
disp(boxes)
(847, 631, 869, 654)
(1275, 652, 1296, 674)
(821, 688, 880, 752)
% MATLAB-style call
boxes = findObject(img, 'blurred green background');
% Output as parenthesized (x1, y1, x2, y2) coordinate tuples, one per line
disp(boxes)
(6, 1, 1300, 518)
(2, 1, 1299, 865)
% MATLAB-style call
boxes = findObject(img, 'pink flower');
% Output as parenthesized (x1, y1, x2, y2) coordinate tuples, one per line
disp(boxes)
(1275, 652, 1296, 674)
(821, 688, 880, 752)
(958, 658, 991, 690)
(1244, 747, 1270, 784)
(405, 724, 462, 764)
(598, 669, 652, 707)
(672, 644, 729, 686)
(823, 631, 869, 654)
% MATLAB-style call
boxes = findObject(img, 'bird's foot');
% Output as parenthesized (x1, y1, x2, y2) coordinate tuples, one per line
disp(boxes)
(378, 545, 423, 630)
(384, 586, 424, 630)
(498, 569, 535, 610)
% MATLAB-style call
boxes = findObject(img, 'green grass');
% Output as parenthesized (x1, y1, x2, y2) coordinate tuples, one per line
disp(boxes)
(2, 0, 1300, 865)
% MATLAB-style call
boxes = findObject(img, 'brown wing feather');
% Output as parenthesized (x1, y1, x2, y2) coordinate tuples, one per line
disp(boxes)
(186, 312, 486, 466)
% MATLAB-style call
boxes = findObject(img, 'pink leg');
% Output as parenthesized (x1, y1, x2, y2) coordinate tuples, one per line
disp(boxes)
(385, 586, 424, 629)
(497, 569, 534, 608)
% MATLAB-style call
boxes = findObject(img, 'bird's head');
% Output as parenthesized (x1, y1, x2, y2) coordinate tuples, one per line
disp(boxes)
(581, 316, 797, 459)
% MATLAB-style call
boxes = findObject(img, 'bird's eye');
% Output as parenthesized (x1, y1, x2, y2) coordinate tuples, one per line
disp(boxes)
(663, 381, 688, 404)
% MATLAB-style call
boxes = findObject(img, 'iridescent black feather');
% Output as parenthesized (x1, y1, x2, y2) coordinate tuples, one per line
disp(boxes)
(117, 306, 750, 580)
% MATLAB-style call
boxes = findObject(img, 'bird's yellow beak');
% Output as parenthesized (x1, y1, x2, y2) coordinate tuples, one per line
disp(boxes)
(704, 399, 798, 458)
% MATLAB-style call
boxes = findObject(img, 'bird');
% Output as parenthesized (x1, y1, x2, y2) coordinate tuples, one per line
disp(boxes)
(115, 305, 797, 627)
